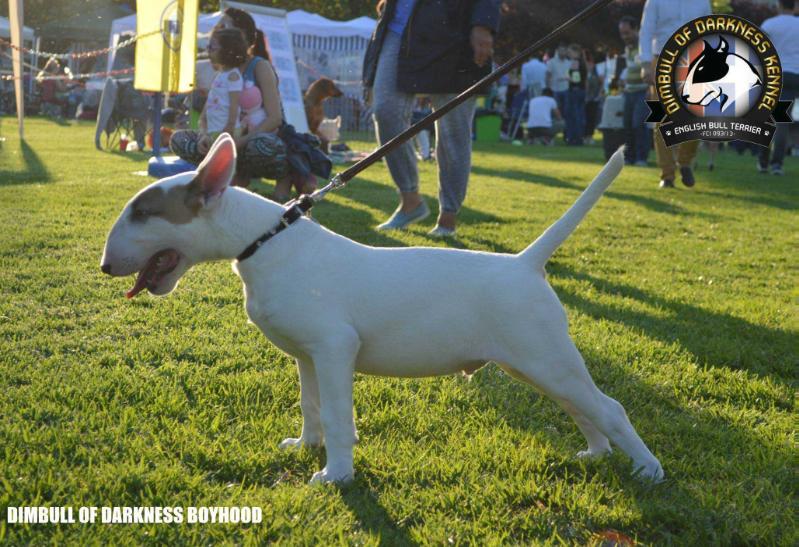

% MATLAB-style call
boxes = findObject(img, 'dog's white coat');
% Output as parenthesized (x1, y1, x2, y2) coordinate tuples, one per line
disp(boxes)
(102, 135, 664, 484)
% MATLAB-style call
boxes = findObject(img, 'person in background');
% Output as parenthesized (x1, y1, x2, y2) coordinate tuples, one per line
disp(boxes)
(363, 0, 501, 237)
(563, 43, 587, 145)
(618, 15, 650, 167)
(758, 0, 799, 176)
(640, 0, 712, 188)
(521, 51, 547, 98)
(38, 57, 68, 119)
(171, 8, 289, 190)
(526, 87, 563, 145)
(197, 29, 245, 145)
(598, 80, 626, 160)
(546, 44, 571, 114)
(583, 50, 602, 145)
(596, 46, 620, 96)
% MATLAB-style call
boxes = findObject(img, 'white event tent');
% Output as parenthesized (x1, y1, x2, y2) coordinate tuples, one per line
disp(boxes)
(107, 9, 375, 97)
(0, 15, 35, 41)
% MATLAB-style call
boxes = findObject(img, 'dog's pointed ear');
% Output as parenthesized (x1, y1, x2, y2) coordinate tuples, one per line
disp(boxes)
(193, 133, 237, 207)
(716, 37, 729, 53)
(703, 40, 713, 53)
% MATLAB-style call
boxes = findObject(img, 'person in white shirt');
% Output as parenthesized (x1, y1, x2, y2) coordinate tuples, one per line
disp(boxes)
(198, 28, 245, 148)
(758, 0, 799, 175)
(639, 0, 712, 189)
(521, 53, 547, 97)
(525, 87, 563, 144)
(546, 45, 572, 111)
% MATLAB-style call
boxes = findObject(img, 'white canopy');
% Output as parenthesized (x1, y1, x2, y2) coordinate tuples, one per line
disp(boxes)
(0, 15, 35, 41)
(286, 10, 375, 41)
(107, 9, 376, 64)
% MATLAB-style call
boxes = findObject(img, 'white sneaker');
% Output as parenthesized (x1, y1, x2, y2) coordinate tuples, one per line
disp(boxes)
(428, 225, 456, 238)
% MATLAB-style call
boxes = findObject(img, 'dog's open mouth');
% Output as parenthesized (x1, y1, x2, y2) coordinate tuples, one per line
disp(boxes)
(126, 249, 181, 299)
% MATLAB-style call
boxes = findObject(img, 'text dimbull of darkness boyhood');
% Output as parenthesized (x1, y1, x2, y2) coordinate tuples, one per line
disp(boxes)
(6, 506, 263, 524)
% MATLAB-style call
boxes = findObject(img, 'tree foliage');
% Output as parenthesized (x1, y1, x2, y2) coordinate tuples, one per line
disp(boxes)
(0, 0, 132, 30)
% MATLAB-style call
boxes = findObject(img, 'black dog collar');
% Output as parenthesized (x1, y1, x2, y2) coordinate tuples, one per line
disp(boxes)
(236, 195, 315, 262)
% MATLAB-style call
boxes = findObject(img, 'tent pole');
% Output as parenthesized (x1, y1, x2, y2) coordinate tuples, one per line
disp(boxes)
(9, 0, 24, 138)
(152, 92, 163, 156)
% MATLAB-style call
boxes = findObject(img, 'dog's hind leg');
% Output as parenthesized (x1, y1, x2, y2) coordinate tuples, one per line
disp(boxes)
(559, 400, 612, 458)
(498, 364, 611, 458)
(307, 331, 360, 484)
(502, 342, 663, 482)
(280, 358, 323, 450)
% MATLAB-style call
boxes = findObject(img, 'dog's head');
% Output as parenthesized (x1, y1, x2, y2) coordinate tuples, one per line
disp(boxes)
(307, 77, 343, 100)
(101, 134, 236, 298)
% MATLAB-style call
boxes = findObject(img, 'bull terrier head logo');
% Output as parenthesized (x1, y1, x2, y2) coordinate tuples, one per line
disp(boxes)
(681, 36, 762, 113)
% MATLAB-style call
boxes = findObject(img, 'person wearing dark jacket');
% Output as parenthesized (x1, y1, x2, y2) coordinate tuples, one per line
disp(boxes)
(363, 0, 501, 237)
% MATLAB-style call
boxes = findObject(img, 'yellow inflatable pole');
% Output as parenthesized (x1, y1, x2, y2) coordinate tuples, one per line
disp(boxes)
(134, 0, 199, 93)
(135, 0, 198, 156)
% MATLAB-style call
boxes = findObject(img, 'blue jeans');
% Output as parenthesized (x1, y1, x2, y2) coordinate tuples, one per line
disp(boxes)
(623, 89, 651, 163)
(759, 71, 798, 169)
(564, 88, 586, 144)
(554, 90, 568, 115)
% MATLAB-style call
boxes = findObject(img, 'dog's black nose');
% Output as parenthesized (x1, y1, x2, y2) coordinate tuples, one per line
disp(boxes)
(682, 95, 690, 101)
(101, 263, 112, 275)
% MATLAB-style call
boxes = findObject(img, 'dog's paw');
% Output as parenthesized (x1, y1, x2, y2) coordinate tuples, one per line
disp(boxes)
(309, 466, 354, 485)
(632, 460, 665, 484)
(279, 436, 322, 450)
(576, 446, 612, 459)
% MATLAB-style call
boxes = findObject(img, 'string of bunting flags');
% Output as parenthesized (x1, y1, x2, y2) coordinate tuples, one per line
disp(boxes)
(0, 30, 157, 60)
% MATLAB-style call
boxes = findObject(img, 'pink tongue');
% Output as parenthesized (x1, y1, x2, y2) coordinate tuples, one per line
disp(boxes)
(126, 269, 149, 299)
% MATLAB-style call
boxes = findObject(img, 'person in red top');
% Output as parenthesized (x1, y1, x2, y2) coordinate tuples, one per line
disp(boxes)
(38, 58, 67, 118)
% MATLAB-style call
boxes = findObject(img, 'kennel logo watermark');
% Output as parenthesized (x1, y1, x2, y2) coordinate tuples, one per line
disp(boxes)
(647, 14, 793, 146)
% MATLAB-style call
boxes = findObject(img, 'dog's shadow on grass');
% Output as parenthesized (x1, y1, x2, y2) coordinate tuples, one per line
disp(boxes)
(337, 472, 420, 546)
(471, 165, 723, 220)
(548, 262, 797, 384)
(0, 139, 53, 185)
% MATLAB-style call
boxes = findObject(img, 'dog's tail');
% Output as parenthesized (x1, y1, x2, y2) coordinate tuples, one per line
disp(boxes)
(519, 147, 625, 269)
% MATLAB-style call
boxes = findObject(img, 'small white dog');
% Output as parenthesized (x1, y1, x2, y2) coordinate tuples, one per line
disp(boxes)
(101, 134, 663, 484)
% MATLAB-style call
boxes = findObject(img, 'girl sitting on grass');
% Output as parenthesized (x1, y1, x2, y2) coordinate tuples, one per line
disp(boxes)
(172, 9, 329, 200)
(198, 28, 246, 145)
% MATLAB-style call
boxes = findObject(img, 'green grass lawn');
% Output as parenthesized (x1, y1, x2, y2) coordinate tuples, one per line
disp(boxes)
(1, 117, 796, 545)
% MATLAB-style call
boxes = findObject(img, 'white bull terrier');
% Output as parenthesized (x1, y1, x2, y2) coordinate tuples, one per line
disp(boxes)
(101, 134, 664, 484)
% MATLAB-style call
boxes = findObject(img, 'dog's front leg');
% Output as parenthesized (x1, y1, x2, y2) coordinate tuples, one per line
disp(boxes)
(307, 335, 359, 485)
(279, 358, 323, 450)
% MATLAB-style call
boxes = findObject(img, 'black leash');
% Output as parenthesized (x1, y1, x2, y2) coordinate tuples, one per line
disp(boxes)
(237, 0, 614, 262)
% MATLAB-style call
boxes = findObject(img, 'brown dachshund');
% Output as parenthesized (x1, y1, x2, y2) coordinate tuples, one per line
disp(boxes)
(304, 77, 343, 149)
